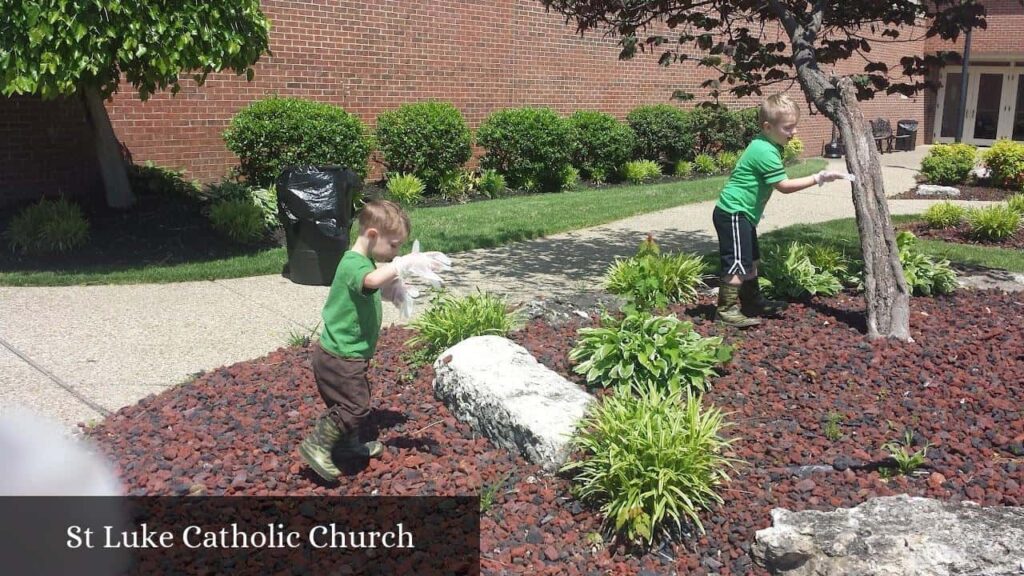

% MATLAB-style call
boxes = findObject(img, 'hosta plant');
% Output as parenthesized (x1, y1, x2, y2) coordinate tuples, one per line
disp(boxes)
(758, 242, 844, 299)
(562, 386, 736, 545)
(896, 231, 957, 296)
(569, 312, 733, 395)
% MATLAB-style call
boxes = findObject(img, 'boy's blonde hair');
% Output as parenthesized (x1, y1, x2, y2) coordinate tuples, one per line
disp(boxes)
(759, 94, 800, 125)
(358, 199, 410, 237)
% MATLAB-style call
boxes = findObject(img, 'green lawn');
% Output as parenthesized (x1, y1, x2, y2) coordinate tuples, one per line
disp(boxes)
(759, 215, 1024, 273)
(0, 160, 825, 286)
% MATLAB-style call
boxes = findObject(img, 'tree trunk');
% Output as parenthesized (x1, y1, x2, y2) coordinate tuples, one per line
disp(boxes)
(81, 87, 135, 209)
(831, 78, 911, 341)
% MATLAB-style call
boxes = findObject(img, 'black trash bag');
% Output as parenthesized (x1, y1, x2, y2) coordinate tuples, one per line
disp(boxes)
(276, 166, 361, 286)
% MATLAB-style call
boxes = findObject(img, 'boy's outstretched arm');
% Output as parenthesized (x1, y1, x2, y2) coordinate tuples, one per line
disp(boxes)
(774, 170, 850, 194)
(362, 264, 399, 290)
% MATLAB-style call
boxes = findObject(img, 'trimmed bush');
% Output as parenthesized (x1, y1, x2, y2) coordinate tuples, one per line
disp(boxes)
(732, 107, 762, 151)
(223, 97, 373, 187)
(922, 201, 966, 229)
(966, 204, 1021, 241)
(783, 136, 804, 165)
(622, 160, 662, 184)
(567, 110, 636, 182)
(406, 291, 519, 365)
(626, 104, 691, 167)
(688, 104, 749, 155)
(386, 173, 426, 206)
(562, 386, 735, 544)
(981, 139, 1024, 190)
(693, 154, 718, 176)
(715, 151, 739, 173)
(6, 198, 90, 254)
(476, 107, 574, 192)
(207, 199, 266, 243)
(920, 143, 977, 186)
(375, 102, 473, 192)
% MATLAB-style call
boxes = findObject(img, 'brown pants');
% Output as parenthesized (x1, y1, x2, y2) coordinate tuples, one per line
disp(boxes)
(312, 344, 371, 435)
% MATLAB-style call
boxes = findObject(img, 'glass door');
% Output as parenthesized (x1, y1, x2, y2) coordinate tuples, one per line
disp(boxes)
(1011, 73, 1024, 142)
(969, 72, 1004, 144)
(935, 69, 963, 142)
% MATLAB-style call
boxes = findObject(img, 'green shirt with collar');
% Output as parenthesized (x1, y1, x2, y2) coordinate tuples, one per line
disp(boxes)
(715, 134, 787, 224)
(319, 250, 382, 360)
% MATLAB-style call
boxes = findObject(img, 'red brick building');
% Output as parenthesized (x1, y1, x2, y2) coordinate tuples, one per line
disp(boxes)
(0, 0, 1021, 206)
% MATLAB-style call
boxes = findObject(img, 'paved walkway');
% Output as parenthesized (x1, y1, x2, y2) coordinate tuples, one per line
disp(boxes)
(0, 147, 999, 430)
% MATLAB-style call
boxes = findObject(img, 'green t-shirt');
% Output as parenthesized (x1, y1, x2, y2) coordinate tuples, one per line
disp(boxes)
(716, 134, 787, 224)
(319, 251, 382, 360)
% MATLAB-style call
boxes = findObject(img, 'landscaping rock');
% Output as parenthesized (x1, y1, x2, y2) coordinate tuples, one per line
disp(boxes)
(751, 494, 1024, 575)
(432, 335, 595, 471)
(915, 184, 961, 197)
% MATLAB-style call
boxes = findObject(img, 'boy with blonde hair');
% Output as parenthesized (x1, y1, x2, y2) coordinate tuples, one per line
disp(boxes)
(299, 200, 450, 481)
(713, 93, 849, 327)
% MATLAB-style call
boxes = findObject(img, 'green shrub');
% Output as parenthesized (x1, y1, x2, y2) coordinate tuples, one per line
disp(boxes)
(919, 143, 977, 186)
(375, 102, 473, 192)
(688, 104, 749, 155)
(570, 312, 732, 395)
(562, 386, 735, 544)
(476, 169, 506, 198)
(251, 186, 279, 230)
(567, 110, 636, 182)
(127, 161, 201, 197)
(204, 180, 279, 230)
(604, 237, 708, 313)
(622, 160, 662, 184)
(561, 165, 581, 191)
(759, 242, 844, 299)
(981, 139, 1024, 189)
(966, 204, 1021, 241)
(386, 173, 426, 206)
(715, 151, 739, 173)
(674, 160, 694, 178)
(6, 197, 90, 254)
(223, 96, 373, 187)
(693, 154, 718, 176)
(922, 201, 966, 229)
(732, 107, 762, 151)
(626, 104, 691, 167)
(783, 136, 804, 165)
(897, 231, 957, 296)
(406, 291, 519, 365)
(1008, 193, 1024, 216)
(207, 198, 266, 243)
(476, 107, 574, 192)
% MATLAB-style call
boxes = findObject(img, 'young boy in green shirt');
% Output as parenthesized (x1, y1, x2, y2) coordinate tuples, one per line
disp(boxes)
(299, 200, 451, 481)
(713, 94, 849, 327)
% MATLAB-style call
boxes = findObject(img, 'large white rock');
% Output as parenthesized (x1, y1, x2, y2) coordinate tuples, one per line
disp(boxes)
(916, 184, 961, 196)
(432, 336, 595, 471)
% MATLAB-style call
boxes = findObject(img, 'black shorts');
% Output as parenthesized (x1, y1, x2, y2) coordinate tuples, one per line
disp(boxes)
(713, 206, 759, 276)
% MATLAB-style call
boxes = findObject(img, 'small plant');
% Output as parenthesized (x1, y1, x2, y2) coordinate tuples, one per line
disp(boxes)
(604, 238, 708, 313)
(477, 169, 506, 198)
(693, 153, 718, 176)
(919, 143, 977, 186)
(758, 242, 844, 299)
(823, 412, 844, 442)
(386, 173, 426, 206)
(286, 321, 321, 348)
(562, 386, 736, 545)
(922, 201, 967, 229)
(715, 151, 739, 173)
(207, 198, 266, 243)
(406, 290, 519, 365)
(622, 160, 662, 184)
(6, 197, 90, 254)
(128, 161, 202, 197)
(897, 231, 957, 296)
(479, 471, 512, 514)
(674, 160, 694, 178)
(1008, 193, 1024, 216)
(569, 312, 732, 395)
(561, 165, 581, 191)
(783, 136, 804, 165)
(966, 204, 1021, 241)
(436, 169, 475, 203)
(980, 138, 1024, 189)
(880, 430, 931, 477)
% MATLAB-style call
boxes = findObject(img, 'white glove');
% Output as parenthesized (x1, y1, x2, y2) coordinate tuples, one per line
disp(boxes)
(814, 170, 854, 186)
(392, 239, 452, 287)
(381, 277, 418, 320)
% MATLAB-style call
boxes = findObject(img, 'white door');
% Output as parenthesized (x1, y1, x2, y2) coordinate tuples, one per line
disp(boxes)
(935, 66, 1022, 145)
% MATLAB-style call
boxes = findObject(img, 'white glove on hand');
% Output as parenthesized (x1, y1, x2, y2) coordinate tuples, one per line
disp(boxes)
(814, 170, 853, 186)
(381, 277, 418, 320)
(392, 240, 452, 287)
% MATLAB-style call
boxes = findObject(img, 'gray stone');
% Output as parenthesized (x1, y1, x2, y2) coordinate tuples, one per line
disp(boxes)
(915, 184, 961, 197)
(432, 336, 595, 471)
(751, 495, 1024, 575)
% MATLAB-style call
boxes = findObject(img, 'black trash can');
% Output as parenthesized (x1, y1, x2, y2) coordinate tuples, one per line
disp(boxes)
(276, 166, 361, 286)
(895, 120, 919, 151)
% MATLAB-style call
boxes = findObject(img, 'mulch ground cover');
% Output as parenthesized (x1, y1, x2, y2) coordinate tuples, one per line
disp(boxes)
(86, 289, 1024, 575)
(894, 184, 1020, 202)
(901, 221, 1024, 250)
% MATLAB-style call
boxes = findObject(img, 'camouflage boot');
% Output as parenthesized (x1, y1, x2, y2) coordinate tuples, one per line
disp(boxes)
(337, 433, 385, 459)
(298, 416, 343, 481)
(716, 283, 761, 328)
(740, 279, 789, 317)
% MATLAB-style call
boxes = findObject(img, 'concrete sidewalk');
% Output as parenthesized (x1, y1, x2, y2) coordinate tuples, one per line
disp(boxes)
(0, 147, 996, 430)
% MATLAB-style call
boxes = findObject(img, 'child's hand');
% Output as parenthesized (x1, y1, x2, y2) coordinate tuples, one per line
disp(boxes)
(393, 240, 452, 287)
(814, 170, 853, 186)
(381, 277, 417, 320)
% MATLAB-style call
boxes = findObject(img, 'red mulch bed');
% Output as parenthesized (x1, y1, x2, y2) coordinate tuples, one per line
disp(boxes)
(894, 184, 1020, 201)
(85, 291, 1024, 575)
(902, 221, 1024, 250)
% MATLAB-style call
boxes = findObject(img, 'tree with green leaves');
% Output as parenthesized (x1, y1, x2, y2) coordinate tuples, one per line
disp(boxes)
(0, 1, 271, 208)
(542, 0, 1003, 340)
